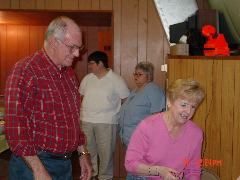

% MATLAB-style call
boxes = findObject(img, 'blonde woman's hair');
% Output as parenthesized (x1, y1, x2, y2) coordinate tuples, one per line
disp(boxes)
(167, 79, 205, 104)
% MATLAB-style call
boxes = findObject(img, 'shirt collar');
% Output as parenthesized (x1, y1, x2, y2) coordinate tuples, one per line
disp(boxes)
(41, 48, 68, 77)
(105, 69, 112, 78)
(92, 68, 112, 79)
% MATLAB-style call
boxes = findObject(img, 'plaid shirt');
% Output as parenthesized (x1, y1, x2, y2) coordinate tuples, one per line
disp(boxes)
(5, 49, 85, 156)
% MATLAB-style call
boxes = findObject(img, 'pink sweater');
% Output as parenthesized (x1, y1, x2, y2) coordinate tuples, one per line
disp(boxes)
(125, 113, 202, 180)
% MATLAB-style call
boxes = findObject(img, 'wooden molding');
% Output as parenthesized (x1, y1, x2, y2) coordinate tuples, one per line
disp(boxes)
(0, 10, 112, 26)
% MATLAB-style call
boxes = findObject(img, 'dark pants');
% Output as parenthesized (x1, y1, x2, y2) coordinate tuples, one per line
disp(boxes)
(9, 151, 73, 180)
(126, 174, 149, 180)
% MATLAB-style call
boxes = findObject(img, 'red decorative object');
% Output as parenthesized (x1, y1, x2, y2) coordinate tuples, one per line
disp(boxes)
(202, 25, 230, 56)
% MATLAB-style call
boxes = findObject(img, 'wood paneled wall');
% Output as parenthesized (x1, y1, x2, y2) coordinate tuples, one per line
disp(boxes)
(0, 24, 110, 94)
(0, 0, 169, 178)
(0, 24, 46, 94)
(117, 0, 168, 89)
(168, 56, 240, 180)
(0, 0, 169, 89)
(196, 0, 211, 9)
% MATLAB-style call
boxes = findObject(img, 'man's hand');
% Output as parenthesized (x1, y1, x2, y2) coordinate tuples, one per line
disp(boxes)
(79, 154, 92, 180)
(22, 155, 52, 180)
(33, 168, 52, 180)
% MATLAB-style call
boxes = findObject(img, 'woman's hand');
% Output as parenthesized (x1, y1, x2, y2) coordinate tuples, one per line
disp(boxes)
(158, 166, 183, 180)
(136, 164, 183, 179)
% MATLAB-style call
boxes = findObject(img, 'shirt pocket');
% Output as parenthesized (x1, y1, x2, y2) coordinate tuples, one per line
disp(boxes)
(36, 79, 62, 114)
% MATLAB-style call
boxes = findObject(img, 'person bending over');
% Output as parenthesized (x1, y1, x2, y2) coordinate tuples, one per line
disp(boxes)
(125, 79, 205, 180)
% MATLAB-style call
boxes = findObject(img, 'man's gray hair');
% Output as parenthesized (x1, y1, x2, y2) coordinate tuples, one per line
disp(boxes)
(44, 16, 68, 47)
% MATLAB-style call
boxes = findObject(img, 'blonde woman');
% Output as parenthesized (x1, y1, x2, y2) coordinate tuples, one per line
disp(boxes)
(125, 79, 205, 180)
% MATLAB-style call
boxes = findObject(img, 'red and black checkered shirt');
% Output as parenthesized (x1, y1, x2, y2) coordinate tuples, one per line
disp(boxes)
(5, 49, 85, 156)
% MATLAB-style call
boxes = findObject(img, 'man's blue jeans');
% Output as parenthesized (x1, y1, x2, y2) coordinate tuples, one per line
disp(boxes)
(9, 152, 72, 180)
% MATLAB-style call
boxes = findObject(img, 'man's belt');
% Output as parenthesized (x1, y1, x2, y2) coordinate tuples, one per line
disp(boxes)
(37, 150, 72, 160)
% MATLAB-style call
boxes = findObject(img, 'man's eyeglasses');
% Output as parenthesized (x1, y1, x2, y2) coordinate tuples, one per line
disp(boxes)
(57, 39, 84, 53)
(133, 72, 144, 77)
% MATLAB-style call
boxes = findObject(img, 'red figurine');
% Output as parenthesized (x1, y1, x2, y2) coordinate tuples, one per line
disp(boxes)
(202, 25, 230, 56)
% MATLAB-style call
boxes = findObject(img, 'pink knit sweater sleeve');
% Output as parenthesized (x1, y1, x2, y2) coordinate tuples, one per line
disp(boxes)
(184, 131, 203, 180)
(125, 120, 149, 173)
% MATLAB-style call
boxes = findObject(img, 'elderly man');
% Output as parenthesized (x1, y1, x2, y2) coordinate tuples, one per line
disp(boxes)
(5, 16, 92, 180)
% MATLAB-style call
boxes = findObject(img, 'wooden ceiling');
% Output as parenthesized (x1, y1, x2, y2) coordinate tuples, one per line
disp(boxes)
(0, 10, 112, 26)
